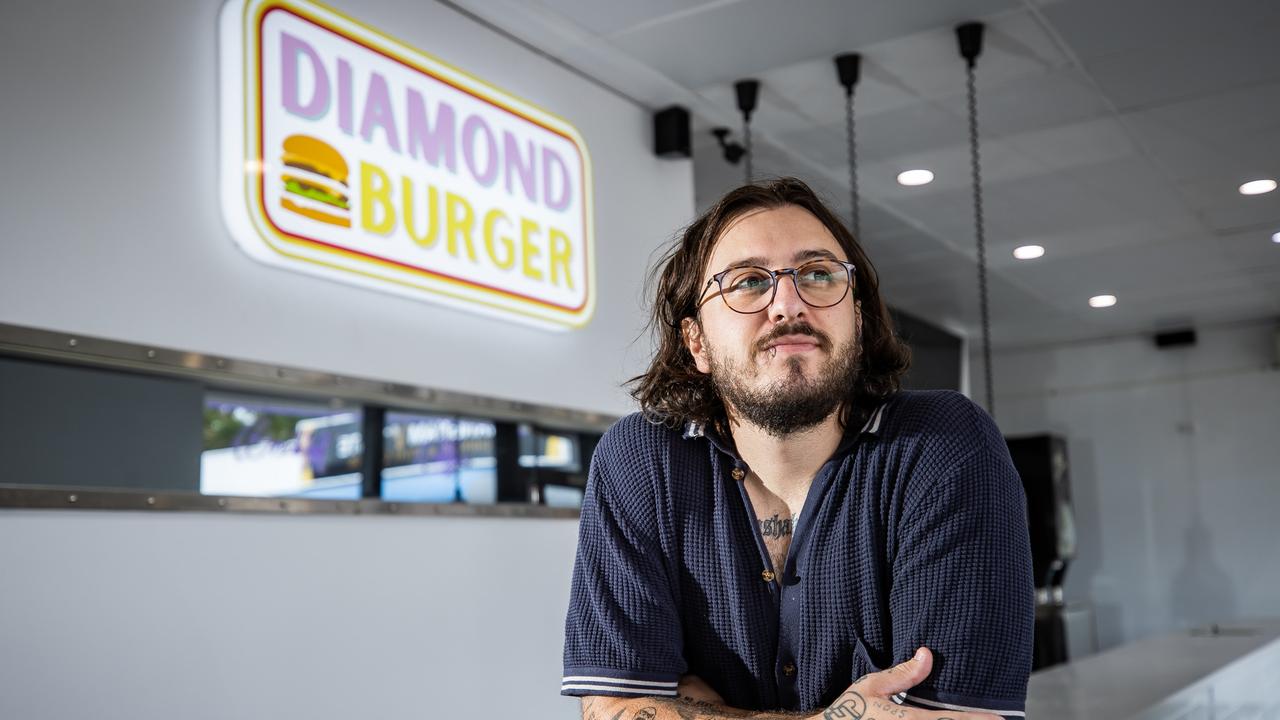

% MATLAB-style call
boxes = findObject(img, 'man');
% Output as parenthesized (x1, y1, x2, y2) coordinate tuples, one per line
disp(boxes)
(562, 178, 1033, 720)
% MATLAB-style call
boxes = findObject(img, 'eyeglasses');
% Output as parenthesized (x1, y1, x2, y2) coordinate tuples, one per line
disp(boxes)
(698, 259, 857, 314)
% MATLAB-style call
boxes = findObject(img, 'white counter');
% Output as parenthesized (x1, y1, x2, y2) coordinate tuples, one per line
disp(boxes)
(1026, 621, 1280, 719)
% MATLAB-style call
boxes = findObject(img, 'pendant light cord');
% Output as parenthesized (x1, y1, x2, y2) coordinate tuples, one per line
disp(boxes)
(743, 120, 753, 184)
(966, 62, 994, 417)
(845, 90, 861, 239)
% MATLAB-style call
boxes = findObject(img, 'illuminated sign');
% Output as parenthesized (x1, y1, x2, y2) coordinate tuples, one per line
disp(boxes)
(219, 0, 595, 329)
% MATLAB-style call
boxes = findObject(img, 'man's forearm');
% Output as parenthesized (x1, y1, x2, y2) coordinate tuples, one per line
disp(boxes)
(581, 695, 812, 720)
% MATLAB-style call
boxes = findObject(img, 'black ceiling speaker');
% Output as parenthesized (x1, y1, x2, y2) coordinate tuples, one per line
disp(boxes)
(834, 52, 862, 239)
(1154, 328, 1197, 348)
(653, 105, 691, 159)
(734, 79, 760, 184)
(957, 21, 994, 417)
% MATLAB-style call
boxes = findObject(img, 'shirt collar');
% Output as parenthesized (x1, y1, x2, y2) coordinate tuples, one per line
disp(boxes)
(857, 404, 886, 435)
(682, 421, 706, 439)
(682, 403, 887, 444)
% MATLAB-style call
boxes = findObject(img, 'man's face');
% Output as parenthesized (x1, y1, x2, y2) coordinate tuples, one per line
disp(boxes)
(682, 205, 861, 436)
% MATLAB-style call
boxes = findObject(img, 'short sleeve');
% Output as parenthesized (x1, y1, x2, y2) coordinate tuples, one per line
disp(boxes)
(889, 402, 1035, 719)
(561, 418, 686, 698)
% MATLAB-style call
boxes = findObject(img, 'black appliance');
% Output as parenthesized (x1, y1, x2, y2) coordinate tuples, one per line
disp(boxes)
(1006, 433, 1076, 670)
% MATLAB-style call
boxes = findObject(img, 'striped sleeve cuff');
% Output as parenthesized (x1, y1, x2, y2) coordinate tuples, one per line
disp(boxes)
(903, 692, 1025, 719)
(561, 666, 679, 697)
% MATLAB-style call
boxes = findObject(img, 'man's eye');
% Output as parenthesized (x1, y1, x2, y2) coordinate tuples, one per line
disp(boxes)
(728, 272, 771, 292)
(799, 265, 836, 283)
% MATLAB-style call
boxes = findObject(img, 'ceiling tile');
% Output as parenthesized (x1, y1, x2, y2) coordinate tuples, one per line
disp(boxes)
(860, 139, 1047, 198)
(1196, 194, 1280, 235)
(1005, 116, 1140, 171)
(1082, 40, 1280, 113)
(1039, 0, 1280, 62)
(935, 66, 1111, 139)
(775, 101, 966, 170)
(533, 0, 723, 37)
(610, 0, 1019, 90)
(1059, 157, 1200, 231)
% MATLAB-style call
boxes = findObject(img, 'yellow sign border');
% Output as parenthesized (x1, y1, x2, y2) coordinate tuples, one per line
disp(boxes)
(223, 0, 596, 329)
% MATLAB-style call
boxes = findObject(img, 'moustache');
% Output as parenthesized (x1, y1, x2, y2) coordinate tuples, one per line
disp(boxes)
(755, 322, 831, 355)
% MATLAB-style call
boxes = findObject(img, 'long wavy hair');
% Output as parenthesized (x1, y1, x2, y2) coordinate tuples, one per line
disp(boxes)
(628, 177, 911, 434)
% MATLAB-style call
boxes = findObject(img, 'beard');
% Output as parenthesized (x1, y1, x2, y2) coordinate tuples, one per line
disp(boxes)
(706, 321, 860, 438)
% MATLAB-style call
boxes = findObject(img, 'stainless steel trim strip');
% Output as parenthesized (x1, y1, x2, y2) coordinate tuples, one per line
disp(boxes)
(0, 485, 581, 519)
(0, 321, 605, 517)
(0, 321, 619, 432)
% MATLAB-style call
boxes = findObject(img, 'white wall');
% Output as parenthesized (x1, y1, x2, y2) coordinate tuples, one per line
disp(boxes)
(0, 0, 694, 417)
(0, 2, 691, 718)
(973, 321, 1280, 651)
(0, 509, 582, 720)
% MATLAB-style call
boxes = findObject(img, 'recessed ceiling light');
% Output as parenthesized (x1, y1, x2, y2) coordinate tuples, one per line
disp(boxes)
(897, 169, 934, 186)
(1089, 294, 1117, 308)
(1239, 179, 1277, 195)
(1013, 245, 1045, 260)
(1272, 231, 1280, 244)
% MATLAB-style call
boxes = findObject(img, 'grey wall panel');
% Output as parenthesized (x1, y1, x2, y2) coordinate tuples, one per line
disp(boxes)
(0, 357, 203, 491)
(892, 307, 963, 392)
(0, 509, 581, 720)
(975, 321, 1280, 651)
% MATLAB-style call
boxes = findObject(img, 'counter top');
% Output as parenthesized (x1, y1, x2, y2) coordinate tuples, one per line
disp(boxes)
(1025, 620, 1280, 719)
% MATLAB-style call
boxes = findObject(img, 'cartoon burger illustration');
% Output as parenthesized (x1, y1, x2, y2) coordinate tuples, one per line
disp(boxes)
(279, 134, 351, 228)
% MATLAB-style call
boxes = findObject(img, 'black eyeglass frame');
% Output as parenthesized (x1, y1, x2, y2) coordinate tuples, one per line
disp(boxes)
(697, 259, 858, 314)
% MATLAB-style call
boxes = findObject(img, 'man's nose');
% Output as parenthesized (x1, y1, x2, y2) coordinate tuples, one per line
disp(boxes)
(768, 273, 808, 322)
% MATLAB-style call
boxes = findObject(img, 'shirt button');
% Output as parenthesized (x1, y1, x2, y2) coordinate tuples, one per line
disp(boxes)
(761, 569, 775, 583)
(731, 467, 745, 481)
(783, 663, 795, 676)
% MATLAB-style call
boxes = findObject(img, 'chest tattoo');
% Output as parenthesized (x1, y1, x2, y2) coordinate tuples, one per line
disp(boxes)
(757, 513, 794, 540)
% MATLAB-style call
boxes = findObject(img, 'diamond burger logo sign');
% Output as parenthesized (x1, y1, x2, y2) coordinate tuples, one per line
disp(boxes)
(220, 0, 594, 329)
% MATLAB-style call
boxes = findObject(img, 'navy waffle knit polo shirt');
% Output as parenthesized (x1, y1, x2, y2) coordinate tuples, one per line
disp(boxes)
(561, 389, 1034, 719)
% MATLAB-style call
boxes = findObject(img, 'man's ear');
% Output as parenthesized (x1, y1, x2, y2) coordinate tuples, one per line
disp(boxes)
(681, 317, 712, 374)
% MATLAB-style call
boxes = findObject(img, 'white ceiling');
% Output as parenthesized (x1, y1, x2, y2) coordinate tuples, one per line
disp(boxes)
(447, 0, 1280, 348)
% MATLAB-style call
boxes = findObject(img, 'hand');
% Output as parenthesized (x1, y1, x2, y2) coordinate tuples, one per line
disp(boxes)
(676, 673, 726, 704)
(817, 648, 1000, 720)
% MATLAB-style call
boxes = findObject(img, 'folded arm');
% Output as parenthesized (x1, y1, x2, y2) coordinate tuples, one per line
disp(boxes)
(888, 398, 1035, 719)
(580, 695, 809, 720)
(579, 668, 808, 719)
(580, 652, 999, 720)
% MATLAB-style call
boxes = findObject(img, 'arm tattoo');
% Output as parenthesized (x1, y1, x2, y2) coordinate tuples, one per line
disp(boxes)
(822, 690, 867, 719)
(871, 699, 907, 718)
(581, 694, 809, 720)
(758, 514, 793, 540)
(674, 695, 753, 720)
